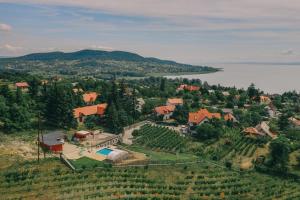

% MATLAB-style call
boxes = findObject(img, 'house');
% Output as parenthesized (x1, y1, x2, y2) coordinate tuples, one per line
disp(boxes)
(167, 98, 183, 106)
(83, 92, 98, 104)
(177, 84, 200, 92)
(136, 98, 145, 112)
(289, 117, 300, 129)
(222, 91, 230, 96)
(260, 95, 271, 104)
(224, 113, 238, 123)
(188, 108, 221, 126)
(154, 105, 175, 120)
(74, 130, 92, 141)
(265, 104, 277, 118)
(74, 103, 107, 123)
(39, 132, 65, 153)
(208, 90, 215, 94)
(243, 121, 277, 139)
(15, 82, 29, 90)
(222, 108, 233, 114)
(73, 88, 83, 93)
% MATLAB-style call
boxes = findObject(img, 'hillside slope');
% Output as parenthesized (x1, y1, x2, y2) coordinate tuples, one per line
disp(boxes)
(0, 49, 218, 78)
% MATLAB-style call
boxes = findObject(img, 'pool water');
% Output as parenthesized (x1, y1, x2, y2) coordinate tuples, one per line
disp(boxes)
(96, 148, 113, 156)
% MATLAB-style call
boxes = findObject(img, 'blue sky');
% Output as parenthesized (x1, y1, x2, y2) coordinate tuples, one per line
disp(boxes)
(0, 0, 299, 64)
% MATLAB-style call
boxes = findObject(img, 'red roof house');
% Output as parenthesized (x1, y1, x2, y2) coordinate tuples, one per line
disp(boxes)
(167, 98, 183, 106)
(83, 92, 98, 104)
(177, 84, 200, 92)
(39, 132, 64, 153)
(74, 103, 107, 123)
(188, 108, 221, 126)
(15, 82, 29, 89)
(74, 130, 92, 141)
(154, 105, 175, 120)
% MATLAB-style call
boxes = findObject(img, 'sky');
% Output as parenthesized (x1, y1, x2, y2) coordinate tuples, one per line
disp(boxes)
(0, 0, 300, 64)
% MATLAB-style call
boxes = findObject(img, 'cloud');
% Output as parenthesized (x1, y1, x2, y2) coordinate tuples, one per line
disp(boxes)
(0, 23, 12, 31)
(90, 45, 114, 51)
(281, 49, 294, 55)
(0, 44, 23, 52)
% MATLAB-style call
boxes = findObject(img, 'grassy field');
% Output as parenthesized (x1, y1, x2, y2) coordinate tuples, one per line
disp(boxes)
(121, 144, 198, 162)
(0, 158, 299, 200)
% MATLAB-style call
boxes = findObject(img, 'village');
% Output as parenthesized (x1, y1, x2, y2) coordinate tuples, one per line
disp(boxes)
(6, 77, 299, 173)
(0, 72, 299, 200)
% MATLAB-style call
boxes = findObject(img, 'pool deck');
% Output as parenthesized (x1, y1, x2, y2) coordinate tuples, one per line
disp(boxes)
(63, 142, 107, 161)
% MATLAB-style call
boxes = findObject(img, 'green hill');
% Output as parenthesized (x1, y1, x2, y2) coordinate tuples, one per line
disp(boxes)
(0, 49, 219, 78)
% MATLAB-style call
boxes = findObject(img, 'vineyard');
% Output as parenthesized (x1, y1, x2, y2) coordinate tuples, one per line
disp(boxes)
(202, 129, 261, 162)
(0, 158, 299, 200)
(133, 124, 187, 153)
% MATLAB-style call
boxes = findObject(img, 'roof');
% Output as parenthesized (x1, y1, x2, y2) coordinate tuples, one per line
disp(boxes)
(224, 113, 237, 122)
(222, 91, 230, 96)
(74, 103, 107, 118)
(39, 132, 64, 146)
(83, 92, 98, 103)
(260, 95, 271, 103)
(188, 108, 221, 124)
(154, 105, 175, 115)
(289, 117, 300, 126)
(107, 149, 129, 161)
(75, 130, 91, 136)
(222, 108, 233, 114)
(167, 98, 183, 105)
(177, 84, 200, 91)
(243, 127, 260, 135)
(15, 82, 29, 88)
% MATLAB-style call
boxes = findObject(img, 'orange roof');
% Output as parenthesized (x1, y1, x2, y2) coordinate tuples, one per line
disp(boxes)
(154, 105, 175, 115)
(74, 103, 107, 118)
(188, 108, 221, 124)
(260, 95, 271, 103)
(83, 92, 98, 103)
(224, 113, 235, 121)
(15, 82, 29, 88)
(167, 98, 183, 105)
(243, 127, 259, 135)
(177, 84, 200, 91)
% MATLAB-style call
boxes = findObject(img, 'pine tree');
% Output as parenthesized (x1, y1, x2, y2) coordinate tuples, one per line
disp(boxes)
(106, 102, 122, 133)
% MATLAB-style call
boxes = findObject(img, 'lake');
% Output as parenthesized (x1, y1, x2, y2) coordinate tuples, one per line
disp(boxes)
(165, 63, 300, 94)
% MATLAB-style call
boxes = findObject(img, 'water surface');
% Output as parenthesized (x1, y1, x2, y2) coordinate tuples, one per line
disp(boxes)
(166, 64, 300, 94)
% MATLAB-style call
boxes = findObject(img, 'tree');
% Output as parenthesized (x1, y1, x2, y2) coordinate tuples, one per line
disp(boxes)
(44, 83, 77, 129)
(268, 136, 290, 172)
(159, 78, 166, 92)
(247, 83, 259, 99)
(173, 103, 189, 124)
(278, 114, 291, 131)
(4, 103, 31, 132)
(106, 102, 122, 133)
(28, 77, 40, 98)
(194, 123, 222, 140)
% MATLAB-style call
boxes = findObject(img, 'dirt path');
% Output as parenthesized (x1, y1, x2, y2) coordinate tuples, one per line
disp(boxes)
(122, 121, 151, 145)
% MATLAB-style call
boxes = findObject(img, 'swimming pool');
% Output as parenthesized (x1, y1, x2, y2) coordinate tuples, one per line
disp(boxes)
(96, 148, 113, 156)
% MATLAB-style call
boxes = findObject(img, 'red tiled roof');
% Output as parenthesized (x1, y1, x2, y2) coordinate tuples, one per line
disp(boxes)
(74, 103, 107, 118)
(177, 84, 200, 91)
(15, 82, 29, 88)
(188, 108, 221, 124)
(224, 113, 235, 121)
(167, 98, 183, 105)
(83, 92, 98, 103)
(154, 105, 175, 115)
(243, 127, 259, 135)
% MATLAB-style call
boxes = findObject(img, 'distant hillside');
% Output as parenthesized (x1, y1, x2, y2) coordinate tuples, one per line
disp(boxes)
(0, 49, 218, 78)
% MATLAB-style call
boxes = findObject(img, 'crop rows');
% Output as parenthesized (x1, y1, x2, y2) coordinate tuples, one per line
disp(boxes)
(134, 125, 186, 152)
(0, 160, 299, 200)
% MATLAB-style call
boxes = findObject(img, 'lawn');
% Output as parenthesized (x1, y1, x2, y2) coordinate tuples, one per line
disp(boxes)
(69, 157, 111, 169)
(121, 144, 198, 162)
